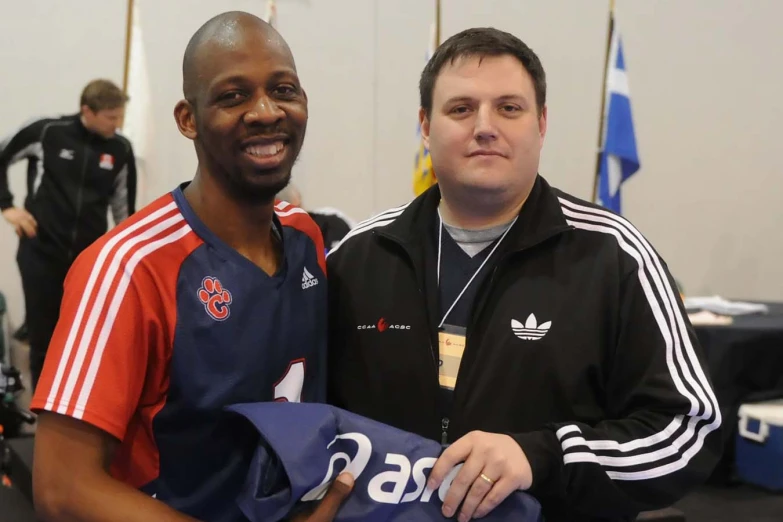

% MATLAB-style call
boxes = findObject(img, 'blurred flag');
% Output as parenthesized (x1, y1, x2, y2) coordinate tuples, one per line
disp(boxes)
(595, 15, 640, 214)
(413, 23, 438, 196)
(264, 0, 278, 29)
(122, 1, 153, 206)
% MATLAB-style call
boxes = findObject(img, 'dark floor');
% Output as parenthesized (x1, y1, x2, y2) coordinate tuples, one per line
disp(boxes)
(675, 483, 783, 522)
(0, 483, 38, 521)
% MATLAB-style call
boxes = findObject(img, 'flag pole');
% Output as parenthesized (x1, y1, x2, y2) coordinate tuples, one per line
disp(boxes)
(120, 0, 135, 129)
(122, 0, 135, 95)
(435, 0, 441, 46)
(592, 0, 615, 204)
(265, 0, 278, 28)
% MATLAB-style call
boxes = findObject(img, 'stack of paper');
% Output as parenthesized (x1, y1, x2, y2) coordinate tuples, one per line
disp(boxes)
(683, 295, 769, 316)
(688, 310, 734, 326)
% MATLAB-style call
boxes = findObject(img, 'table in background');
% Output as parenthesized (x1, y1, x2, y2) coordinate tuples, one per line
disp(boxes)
(692, 302, 783, 483)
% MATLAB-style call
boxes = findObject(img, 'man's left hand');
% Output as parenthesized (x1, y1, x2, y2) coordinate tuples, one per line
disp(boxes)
(427, 431, 532, 521)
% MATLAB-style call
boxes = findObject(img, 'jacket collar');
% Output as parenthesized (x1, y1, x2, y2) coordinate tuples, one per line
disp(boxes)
(72, 113, 108, 141)
(378, 174, 572, 254)
(72, 113, 89, 134)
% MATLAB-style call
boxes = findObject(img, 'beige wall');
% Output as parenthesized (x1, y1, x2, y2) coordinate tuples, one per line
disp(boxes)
(1, 0, 781, 328)
(0, 0, 128, 329)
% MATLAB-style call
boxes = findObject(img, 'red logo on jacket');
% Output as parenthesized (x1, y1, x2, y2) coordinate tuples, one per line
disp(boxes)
(377, 318, 389, 332)
(99, 153, 114, 170)
(198, 276, 232, 321)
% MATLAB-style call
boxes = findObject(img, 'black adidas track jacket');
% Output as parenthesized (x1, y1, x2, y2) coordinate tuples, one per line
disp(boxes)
(326, 176, 722, 522)
(0, 114, 136, 261)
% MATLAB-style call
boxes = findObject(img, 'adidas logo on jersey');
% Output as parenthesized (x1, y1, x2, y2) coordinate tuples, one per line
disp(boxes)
(301, 432, 463, 505)
(511, 314, 552, 341)
(302, 267, 319, 289)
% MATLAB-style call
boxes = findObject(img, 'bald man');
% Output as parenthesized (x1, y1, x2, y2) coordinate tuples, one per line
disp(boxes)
(30, 11, 350, 522)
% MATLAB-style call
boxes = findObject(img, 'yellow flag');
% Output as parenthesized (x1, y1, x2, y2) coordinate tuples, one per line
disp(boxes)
(413, 23, 438, 196)
(413, 136, 435, 196)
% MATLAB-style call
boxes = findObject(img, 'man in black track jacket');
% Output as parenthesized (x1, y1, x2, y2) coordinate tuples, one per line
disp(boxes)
(326, 28, 721, 522)
(0, 79, 137, 388)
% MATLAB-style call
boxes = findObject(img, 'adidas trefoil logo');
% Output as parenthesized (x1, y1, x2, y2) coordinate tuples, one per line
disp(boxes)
(511, 314, 552, 341)
(302, 267, 319, 290)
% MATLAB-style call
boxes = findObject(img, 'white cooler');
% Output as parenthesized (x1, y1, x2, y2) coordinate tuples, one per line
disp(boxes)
(736, 399, 783, 490)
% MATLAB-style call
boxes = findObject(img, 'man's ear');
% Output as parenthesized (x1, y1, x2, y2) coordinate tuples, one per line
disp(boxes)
(174, 99, 197, 140)
(538, 105, 548, 146)
(419, 107, 431, 149)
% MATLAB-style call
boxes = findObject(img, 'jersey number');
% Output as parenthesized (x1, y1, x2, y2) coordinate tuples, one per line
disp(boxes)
(274, 359, 305, 403)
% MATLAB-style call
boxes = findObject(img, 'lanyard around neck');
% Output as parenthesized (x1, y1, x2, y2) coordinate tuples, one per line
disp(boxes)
(436, 208, 516, 328)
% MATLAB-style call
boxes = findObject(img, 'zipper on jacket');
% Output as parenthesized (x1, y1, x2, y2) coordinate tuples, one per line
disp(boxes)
(413, 260, 446, 444)
(441, 417, 450, 445)
(418, 282, 447, 444)
(68, 140, 91, 260)
(419, 289, 439, 371)
(376, 231, 465, 447)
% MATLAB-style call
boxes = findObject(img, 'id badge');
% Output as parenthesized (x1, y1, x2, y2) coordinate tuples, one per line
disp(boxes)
(438, 324, 466, 390)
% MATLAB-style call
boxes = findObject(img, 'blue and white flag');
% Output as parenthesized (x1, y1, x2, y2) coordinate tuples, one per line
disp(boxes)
(596, 20, 640, 214)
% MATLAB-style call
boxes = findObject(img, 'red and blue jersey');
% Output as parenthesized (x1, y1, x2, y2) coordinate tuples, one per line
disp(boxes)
(31, 184, 327, 521)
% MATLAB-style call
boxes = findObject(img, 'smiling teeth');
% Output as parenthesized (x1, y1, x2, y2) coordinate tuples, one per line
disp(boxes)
(246, 142, 284, 157)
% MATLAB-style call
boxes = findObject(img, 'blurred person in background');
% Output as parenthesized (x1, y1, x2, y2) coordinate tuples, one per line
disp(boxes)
(0, 79, 137, 389)
(278, 183, 354, 253)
